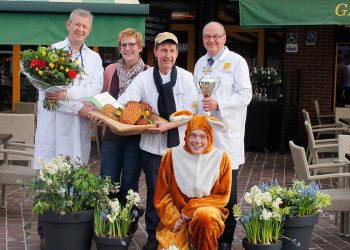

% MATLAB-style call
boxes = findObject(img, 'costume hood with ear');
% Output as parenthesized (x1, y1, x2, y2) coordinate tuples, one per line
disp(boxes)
(170, 110, 227, 154)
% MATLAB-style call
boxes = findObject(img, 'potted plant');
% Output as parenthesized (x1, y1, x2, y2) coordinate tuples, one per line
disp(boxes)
(25, 155, 111, 250)
(250, 66, 282, 100)
(93, 188, 142, 250)
(233, 181, 290, 250)
(281, 179, 331, 250)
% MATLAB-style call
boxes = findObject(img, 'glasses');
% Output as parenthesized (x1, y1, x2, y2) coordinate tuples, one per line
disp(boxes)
(120, 42, 137, 49)
(203, 34, 225, 41)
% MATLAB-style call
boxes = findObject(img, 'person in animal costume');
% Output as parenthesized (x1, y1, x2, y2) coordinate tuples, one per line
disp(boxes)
(154, 110, 232, 250)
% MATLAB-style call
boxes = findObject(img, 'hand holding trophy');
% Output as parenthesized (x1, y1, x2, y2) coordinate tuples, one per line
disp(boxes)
(194, 75, 221, 116)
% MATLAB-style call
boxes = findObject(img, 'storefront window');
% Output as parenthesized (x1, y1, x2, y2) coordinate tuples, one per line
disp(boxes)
(0, 46, 13, 111)
(335, 26, 350, 107)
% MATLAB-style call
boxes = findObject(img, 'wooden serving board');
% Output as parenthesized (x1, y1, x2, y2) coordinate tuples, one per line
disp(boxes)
(89, 111, 163, 136)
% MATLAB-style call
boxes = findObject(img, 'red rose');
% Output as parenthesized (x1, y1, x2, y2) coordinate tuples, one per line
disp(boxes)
(30, 59, 39, 68)
(36, 60, 46, 69)
(68, 69, 77, 79)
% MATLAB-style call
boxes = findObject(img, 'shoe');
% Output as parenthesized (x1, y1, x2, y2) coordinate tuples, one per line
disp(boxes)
(218, 242, 232, 250)
(142, 237, 158, 250)
(129, 206, 145, 234)
(39, 238, 47, 250)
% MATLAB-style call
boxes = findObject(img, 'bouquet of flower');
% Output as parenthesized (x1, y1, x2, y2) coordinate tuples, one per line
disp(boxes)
(233, 181, 290, 245)
(20, 46, 84, 111)
(281, 179, 331, 216)
(94, 189, 141, 240)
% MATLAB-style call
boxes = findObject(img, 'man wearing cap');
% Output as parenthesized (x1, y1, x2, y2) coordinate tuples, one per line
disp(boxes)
(118, 32, 198, 250)
(154, 111, 232, 250)
(194, 21, 252, 250)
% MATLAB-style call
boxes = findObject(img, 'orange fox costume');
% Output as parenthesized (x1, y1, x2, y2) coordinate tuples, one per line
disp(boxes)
(154, 111, 232, 250)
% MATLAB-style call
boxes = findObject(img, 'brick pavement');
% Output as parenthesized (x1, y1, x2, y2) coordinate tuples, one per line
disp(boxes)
(1, 147, 350, 249)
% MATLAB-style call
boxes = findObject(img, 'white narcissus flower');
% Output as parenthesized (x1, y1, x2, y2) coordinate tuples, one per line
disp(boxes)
(261, 192, 272, 205)
(261, 209, 272, 220)
(38, 170, 45, 181)
(272, 197, 283, 208)
(254, 194, 262, 207)
(126, 189, 141, 206)
(244, 192, 252, 204)
(107, 214, 116, 223)
(45, 162, 59, 175)
(109, 199, 120, 216)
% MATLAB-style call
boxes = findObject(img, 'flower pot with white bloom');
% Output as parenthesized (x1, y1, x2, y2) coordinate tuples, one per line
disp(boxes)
(24, 156, 113, 250)
(233, 181, 288, 250)
(93, 189, 142, 250)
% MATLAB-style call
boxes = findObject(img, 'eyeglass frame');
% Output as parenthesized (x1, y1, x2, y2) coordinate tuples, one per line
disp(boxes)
(202, 34, 225, 41)
(120, 42, 137, 49)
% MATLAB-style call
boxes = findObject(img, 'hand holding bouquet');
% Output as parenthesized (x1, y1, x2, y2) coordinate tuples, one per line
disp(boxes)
(20, 46, 84, 111)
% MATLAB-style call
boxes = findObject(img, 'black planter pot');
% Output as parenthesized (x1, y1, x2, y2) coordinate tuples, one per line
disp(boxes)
(242, 238, 282, 250)
(282, 214, 319, 250)
(94, 234, 133, 250)
(39, 210, 94, 250)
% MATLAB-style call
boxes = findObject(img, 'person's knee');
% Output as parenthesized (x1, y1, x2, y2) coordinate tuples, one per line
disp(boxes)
(193, 207, 221, 227)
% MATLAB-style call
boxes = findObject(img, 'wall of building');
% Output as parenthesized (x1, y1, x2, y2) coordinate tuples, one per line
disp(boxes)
(283, 26, 335, 145)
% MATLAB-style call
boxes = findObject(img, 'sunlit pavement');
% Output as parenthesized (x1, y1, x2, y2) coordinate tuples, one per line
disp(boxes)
(1, 145, 350, 249)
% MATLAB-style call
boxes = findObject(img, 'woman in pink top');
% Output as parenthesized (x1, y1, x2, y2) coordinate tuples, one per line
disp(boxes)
(100, 28, 147, 201)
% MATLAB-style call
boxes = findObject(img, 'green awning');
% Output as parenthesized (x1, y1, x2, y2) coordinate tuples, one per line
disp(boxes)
(240, 0, 350, 28)
(0, 0, 149, 47)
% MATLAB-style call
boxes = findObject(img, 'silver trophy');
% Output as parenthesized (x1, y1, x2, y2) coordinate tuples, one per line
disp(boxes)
(194, 75, 221, 116)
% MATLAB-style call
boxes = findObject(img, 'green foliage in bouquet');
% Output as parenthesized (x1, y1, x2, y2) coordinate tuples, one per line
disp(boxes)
(94, 189, 141, 238)
(281, 179, 331, 217)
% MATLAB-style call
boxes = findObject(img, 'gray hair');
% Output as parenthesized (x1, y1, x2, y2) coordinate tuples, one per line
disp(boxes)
(69, 9, 94, 27)
(203, 21, 226, 35)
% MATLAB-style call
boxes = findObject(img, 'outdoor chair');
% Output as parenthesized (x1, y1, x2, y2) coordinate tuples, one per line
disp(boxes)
(302, 109, 345, 140)
(304, 120, 338, 166)
(289, 140, 350, 236)
(314, 99, 335, 125)
(0, 113, 35, 165)
(338, 135, 350, 188)
(14, 102, 38, 115)
(0, 147, 36, 208)
(335, 107, 350, 129)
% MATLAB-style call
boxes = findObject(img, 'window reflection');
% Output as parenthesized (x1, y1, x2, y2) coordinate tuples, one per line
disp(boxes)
(336, 43, 350, 107)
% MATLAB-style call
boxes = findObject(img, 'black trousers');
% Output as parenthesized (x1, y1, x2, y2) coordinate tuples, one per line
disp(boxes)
(141, 150, 162, 239)
(218, 169, 238, 244)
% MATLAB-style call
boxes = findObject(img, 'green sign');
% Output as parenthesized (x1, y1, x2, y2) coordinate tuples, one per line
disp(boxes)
(240, 0, 350, 27)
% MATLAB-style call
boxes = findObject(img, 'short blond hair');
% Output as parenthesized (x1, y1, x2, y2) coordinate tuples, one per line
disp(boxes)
(118, 28, 143, 49)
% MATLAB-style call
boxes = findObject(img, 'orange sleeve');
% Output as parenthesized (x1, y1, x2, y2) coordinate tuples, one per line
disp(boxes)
(181, 152, 232, 218)
(154, 150, 182, 231)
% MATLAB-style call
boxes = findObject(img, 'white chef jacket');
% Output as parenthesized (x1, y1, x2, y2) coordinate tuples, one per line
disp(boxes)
(33, 38, 104, 168)
(194, 47, 252, 168)
(118, 66, 198, 156)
